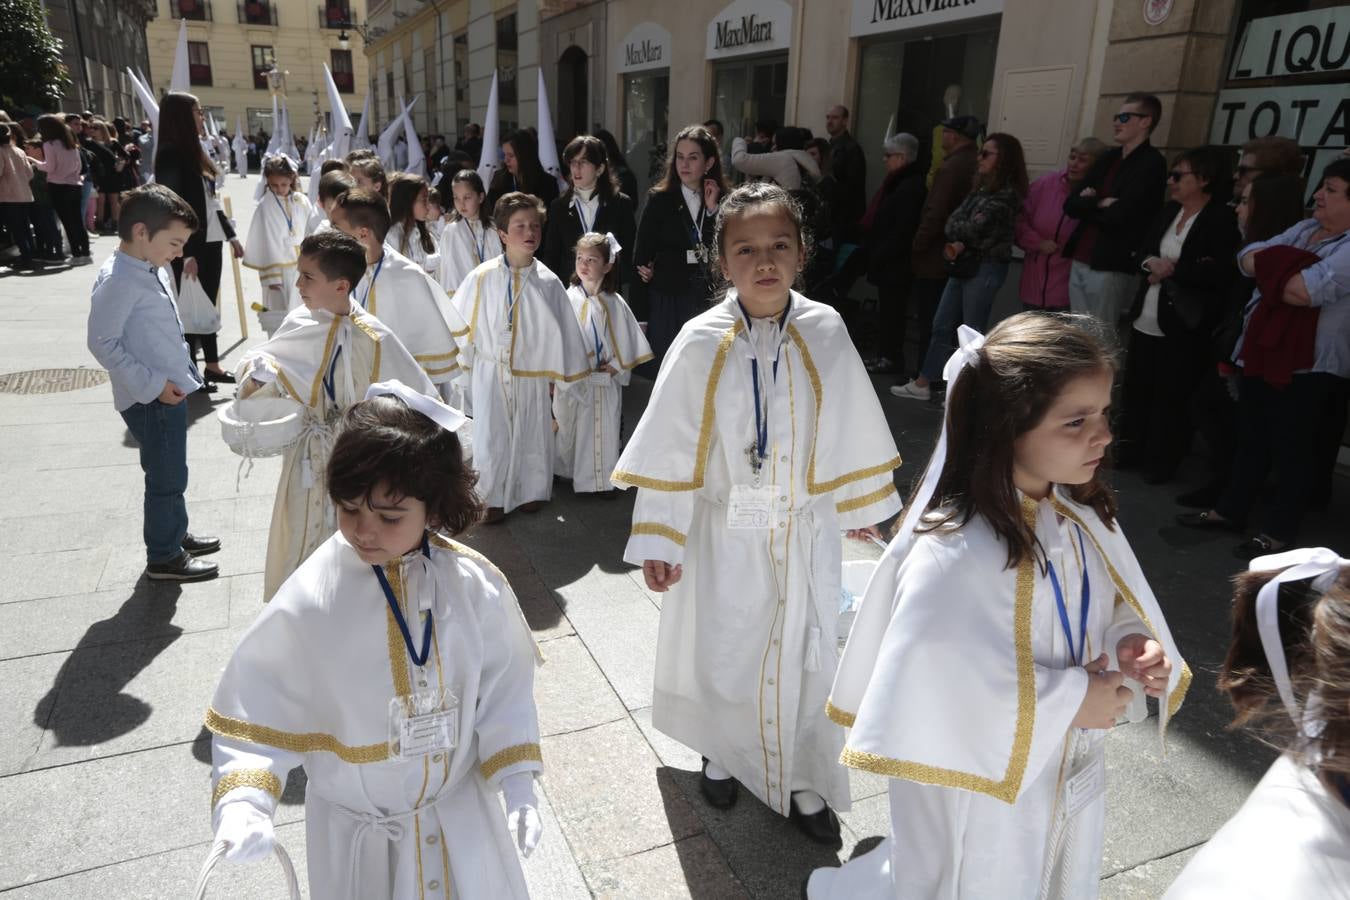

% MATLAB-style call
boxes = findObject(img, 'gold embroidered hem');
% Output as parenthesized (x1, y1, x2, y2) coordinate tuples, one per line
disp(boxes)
(825, 700, 856, 727)
(839, 746, 1023, 803)
(204, 707, 390, 764)
(836, 482, 899, 515)
(631, 522, 687, 546)
(480, 742, 543, 780)
(212, 768, 283, 808)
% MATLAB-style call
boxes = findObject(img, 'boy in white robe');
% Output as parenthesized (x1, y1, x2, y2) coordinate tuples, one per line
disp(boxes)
(438, 169, 501, 295)
(233, 231, 436, 601)
(244, 157, 312, 336)
(453, 192, 591, 520)
(329, 187, 469, 393)
(554, 233, 652, 493)
(614, 184, 902, 843)
(809, 314, 1189, 899)
(207, 385, 542, 899)
(305, 168, 353, 237)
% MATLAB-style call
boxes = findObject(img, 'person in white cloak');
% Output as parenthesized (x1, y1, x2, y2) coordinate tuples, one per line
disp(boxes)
(554, 232, 652, 493)
(439, 169, 502, 295)
(613, 184, 902, 844)
(329, 188, 470, 394)
(243, 156, 311, 336)
(452, 191, 591, 520)
(1164, 548, 1350, 900)
(387, 172, 441, 276)
(807, 313, 1190, 900)
(307, 169, 354, 238)
(207, 381, 544, 900)
(233, 231, 437, 601)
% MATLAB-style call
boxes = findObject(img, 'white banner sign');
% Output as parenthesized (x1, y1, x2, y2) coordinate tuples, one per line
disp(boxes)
(1229, 8, 1350, 80)
(851, 0, 1004, 39)
(706, 0, 792, 60)
(617, 23, 672, 74)
(1210, 84, 1350, 148)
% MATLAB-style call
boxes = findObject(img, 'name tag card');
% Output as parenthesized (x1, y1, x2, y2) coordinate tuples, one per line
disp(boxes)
(727, 484, 779, 529)
(389, 689, 459, 761)
(1064, 752, 1105, 820)
(588, 371, 612, 385)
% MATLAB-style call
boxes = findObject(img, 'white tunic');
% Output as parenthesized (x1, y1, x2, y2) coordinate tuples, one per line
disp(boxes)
(453, 256, 591, 512)
(1164, 754, 1350, 900)
(438, 218, 502, 294)
(244, 190, 311, 316)
(613, 291, 903, 816)
(812, 492, 1192, 899)
(235, 302, 436, 600)
(354, 247, 469, 387)
(387, 221, 441, 276)
(553, 286, 653, 492)
(207, 532, 542, 900)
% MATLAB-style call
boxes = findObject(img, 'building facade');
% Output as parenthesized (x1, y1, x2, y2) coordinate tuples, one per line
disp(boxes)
(143, 0, 370, 139)
(44, 0, 158, 120)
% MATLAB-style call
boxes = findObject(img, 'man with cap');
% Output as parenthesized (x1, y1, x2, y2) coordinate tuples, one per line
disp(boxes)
(894, 115, 980, 397)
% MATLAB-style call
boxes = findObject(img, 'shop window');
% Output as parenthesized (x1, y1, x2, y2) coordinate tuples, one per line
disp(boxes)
(331, 49, 355, 93)
(188, 41, 213, 87)
(623, 71, 670, 204)
(252, 45, 276, 90)
(711, 55, 788, 145)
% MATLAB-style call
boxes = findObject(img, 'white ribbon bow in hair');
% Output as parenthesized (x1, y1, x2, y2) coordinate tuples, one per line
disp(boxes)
(365, 380, 469, 433)
(1247, 547, 1348, 724)
(603, 232, 622, 259)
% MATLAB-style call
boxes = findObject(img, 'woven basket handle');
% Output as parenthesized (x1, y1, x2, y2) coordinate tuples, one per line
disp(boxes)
(191, 839, 302, 900)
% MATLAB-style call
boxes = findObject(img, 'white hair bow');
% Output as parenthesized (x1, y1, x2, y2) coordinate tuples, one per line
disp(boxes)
(365, 380, 468, 434)
(1247, 547, 1348, 723)
(603, 231, 622, 259)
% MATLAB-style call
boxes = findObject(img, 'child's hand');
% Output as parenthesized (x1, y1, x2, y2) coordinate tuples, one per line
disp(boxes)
(183, 256, 199, 278)
(158, 380, 187, 405)
(1116, 633, 1172, 698)
(643, 560, 682, 592)
(1072, 653, 1133, 729)
(845, 525, 885, 543)
(637, 263, 654, 283)
(214, 800, 275, 864)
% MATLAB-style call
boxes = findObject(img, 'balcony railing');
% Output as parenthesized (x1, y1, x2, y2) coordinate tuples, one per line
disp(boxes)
(171, 0, 212, 21)
(318, 3, 352, 29)
(238, 1, 278, 25)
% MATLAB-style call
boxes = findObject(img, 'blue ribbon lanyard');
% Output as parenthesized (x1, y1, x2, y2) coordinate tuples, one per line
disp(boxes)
(574, 198, 592, 235)
(371, 534, 434, 668)
(360, 255, 384, 309)
(322, 344, 343, 404)
(1046, 525, 1091, 666)
(588, 300, 605, 366)
(689, 205, 706, 251)
(739, 298, 789, 471)
(505, 260, 519, 329)
(469, 221, 486, 263)
(273, 193, 293, 232)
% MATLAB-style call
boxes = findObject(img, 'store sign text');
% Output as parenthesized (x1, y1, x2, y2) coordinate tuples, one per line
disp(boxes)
(715, 15, 774, 50)
(869, 0, 979, 25)
(851, 0, 1001, 38)
(1230, 8, 1349, 80)
(1211, 84, 1349, 147)
(618, 23, 672, 74)
(626, 40, 663, 67)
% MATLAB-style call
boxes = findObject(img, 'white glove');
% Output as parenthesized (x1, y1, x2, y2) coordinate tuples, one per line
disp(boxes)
(214, 800, 275, 864)
(501, 771, 542, 857)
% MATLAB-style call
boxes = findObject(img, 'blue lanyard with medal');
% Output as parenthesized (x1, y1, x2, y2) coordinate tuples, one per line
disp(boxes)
(1047, 524, 1090, 666)
(686, 203, 707, 266)
(359, 255, 385, 310)
(272, 193, 293, 234)
(372, 534, 434, 667)
(728, 297, 789, 529)
(499, 258, 520, 353)
(468, 220, 487, 263)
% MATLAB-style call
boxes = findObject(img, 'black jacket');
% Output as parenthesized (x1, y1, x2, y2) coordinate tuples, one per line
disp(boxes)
(154, 150, 236, 261)
(1063, 142, 1167, 273)
(864, 165, 926, 288)
(829, 131, 867, 242)
(541, 190, 637, 287)
(486, 171, 560, 218)
(632, 188, 717, 298)
(1126, 199, 1241, 336)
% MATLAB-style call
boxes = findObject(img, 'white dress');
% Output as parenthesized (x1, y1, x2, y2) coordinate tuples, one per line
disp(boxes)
(243, 190, 312, 328)
(387, 221, 441, 276)
(207, 531, 542, 900)
(353, 246, 469, 389)
(553, 286, 653, 492)
(613, 291, 903, 816)
(438, 218, 502, 295)
(452, 255, 591, 512)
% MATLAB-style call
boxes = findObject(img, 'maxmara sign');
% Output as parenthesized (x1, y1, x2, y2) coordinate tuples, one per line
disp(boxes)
(851, 0, 1004, 38)
(616, 23, 672, 74)
(706, 0, 793, 60)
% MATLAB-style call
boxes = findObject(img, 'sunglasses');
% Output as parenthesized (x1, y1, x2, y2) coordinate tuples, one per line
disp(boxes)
(1167, 170, 1193, 182)
(1114, 112, 1148, 124)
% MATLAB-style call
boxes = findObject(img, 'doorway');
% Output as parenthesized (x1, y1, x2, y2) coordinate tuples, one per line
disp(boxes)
(557, 45, 589, 143)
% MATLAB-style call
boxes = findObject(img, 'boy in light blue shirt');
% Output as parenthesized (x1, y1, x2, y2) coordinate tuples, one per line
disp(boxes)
(87, 184, 221, 582)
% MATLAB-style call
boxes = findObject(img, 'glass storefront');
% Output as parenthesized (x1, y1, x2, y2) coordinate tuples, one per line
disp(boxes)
(711, 53, 789, 144)
(623, 70, 670, 207)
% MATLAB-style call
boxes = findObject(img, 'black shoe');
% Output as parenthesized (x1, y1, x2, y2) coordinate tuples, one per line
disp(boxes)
(146, 550, 219, 582)
(1176, 510, 1243, 532)
(789, 795, 842, 846)
(700, 757, 739, 810)
(1175, 485, 1222, 508)
(1234, 534, 1287, 561)
(199, 381, 219, 394)
(205, 369, 236, 384)
(182, 533, 221, 556)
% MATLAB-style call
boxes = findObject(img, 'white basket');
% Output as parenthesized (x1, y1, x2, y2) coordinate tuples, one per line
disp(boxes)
(218, 396, 306, 458)
(192, 840, 301, 900)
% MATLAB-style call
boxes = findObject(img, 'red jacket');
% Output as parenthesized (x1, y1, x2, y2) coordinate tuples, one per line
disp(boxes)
(1014, 170, 1076, 309)
(1240, 246, 1322, 388)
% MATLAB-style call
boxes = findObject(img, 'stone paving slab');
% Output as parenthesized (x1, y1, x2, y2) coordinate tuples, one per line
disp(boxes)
(533, 635, 629, 738)
(579, 833, 750, 899)
(0, 652, 68, 777)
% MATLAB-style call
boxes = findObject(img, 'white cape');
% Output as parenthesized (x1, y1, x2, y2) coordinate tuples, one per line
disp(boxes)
(355, 246, 469, 386)
(388, 221, 441, 276)
(438, 217, 502, 295)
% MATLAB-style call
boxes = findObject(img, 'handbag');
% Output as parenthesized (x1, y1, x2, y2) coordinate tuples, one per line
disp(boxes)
(176, 274, 221, 334)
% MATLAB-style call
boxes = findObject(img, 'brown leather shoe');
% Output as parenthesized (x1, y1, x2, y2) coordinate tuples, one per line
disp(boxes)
(483, 507, 506, 524)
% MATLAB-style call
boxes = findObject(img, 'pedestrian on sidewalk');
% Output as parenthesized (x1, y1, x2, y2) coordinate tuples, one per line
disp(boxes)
(0, 123, 37, 271)
(85, 184, 219, 582)
(29, 114, 91, 264)
(1014, 137, 1105, 313)
(861, 132, 925, 376)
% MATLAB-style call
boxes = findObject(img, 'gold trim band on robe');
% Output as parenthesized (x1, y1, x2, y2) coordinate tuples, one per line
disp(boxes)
(205, 707, 390, 764)
(825, 700, 856, 728)
(835, 481, 899, 515)
(479, 742, 543, 780)
(212, 768, 283, 808)
(630, 522, 687, 546)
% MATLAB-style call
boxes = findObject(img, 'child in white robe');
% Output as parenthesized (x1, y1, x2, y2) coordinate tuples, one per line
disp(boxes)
(453, 191, 591, 521)
(233, 231, 436, 601)
(387, 172, 441, 276)
(207, 383, 543, 900)
(613, 183, 903, 844)
(438, 169, 502, 295)
(304, 166, 352, 237)
(329, 187, 469, 393)
(554, 232, 652, 493)
(243, 156, 311, 336)
(1165, 549, 1350, 899)
(809, 313, 1190, 899)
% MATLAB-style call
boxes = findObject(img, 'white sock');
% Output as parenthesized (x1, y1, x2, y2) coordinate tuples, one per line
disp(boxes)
(703, 761, 732, 781)
(792, 789, 825, 815)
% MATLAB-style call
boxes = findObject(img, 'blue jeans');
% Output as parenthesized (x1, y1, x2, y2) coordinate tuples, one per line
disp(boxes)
(120, 400, 190, 564)
(919, 260, 1010, 382)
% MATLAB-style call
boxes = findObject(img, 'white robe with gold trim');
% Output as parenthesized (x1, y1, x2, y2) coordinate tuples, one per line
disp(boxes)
(437, 218, 502, 295)
(236, 302, 436, 600)
(387, 221, 441, 277)
(553, 286, 653, 492)
(207, 531, 542, 900)
(810, 491, 1192, 899)
(453, 256, 591, 512)
(612, 291, 903, 816)
(354, 247, 469, 387)
(244, 190, 310, 319)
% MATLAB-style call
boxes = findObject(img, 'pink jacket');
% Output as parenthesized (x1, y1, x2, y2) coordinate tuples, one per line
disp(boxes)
(1014, 169, 1077, 309)
(0, 145, 34, 203)
(32, 140, 83, 186)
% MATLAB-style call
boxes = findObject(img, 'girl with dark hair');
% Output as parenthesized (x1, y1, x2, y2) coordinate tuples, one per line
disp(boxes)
(0, 122, 36, 271)
(594, 128, 639, 201)
(387, 172, 440, 275)
(86, 120, 129, 234)
(541, 135, 636, 286)
(437, 168, 502, 293)
(631, 124, 730, 369)
(486, 129, 560, 212)
(28, 114, 89, 263)
(813, 311, 1188, 899)
(154, 92, 244, 388)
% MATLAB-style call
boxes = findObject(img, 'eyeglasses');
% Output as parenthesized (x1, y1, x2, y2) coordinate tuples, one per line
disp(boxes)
(1114, 112, 1148, 124)
(1167, 170, 1193, 182)
(978, 149, 997, 159)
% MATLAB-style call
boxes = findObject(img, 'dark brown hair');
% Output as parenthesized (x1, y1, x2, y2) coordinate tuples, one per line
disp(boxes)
(328, 395, 482, 536)
(653, 124, 730, 196)
(1221, 566, 1350, 778)
(155, 92, 216, 178)
(318, 170, 356, 204)
(915, 312, 1118, 570)
(975, 132, 1029, 197)
(388, 172, 436, 255)
(1240, 135, 1303, 178)
(450, 169, 492, 227)
(1242, 174, 1306, 244)
(36, 114, 77, 149)
(562, 135, 619, 203)
(262, 155, 299, 191)
(711, 182, 807, 295)
(569, 232, 620, 294)
(349, 157, 388, 198)
(490, 129, 551, 200)
(493, 191, 546, 234)
(333, 187, 391, 242)
(299, 230, 366, 292)
(1173, 145, 1233, 202)
(319, 158, 349, 176)
(118, 183, 199, 240)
